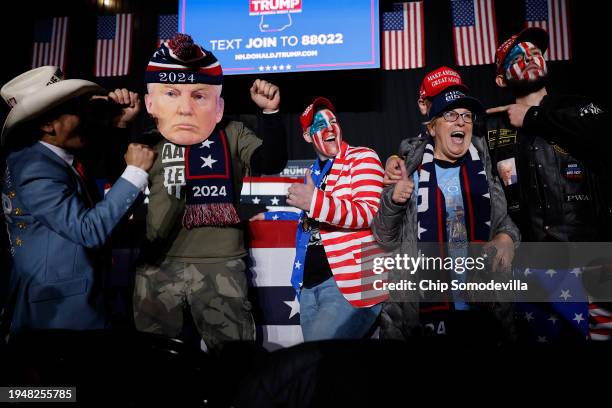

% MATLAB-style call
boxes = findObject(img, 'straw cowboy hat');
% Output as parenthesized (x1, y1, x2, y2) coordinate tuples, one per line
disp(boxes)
(1, 66, 104, 145)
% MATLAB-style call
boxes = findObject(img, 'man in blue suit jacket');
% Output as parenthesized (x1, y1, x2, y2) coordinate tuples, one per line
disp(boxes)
(1, 66, 155, 336)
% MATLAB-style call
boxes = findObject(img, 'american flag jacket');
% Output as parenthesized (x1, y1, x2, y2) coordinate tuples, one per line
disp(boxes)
(307, 142, 389, 308)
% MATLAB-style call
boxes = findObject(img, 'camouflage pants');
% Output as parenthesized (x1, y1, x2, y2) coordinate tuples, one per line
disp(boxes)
(133, 258, 255, 350)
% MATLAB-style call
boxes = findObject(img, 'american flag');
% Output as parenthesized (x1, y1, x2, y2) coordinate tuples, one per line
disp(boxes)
(247, 219, 303, 350)
(31, 17, 69, 72)
(589, 301, 612, 341)
(381, 2, 425, 70)
(451, 0, 498, 66)
(524, 0, 571, 61)
(240, 164, 307, 349)
(514, 268, 589, 343)
(157, 14, 178, 47)
(95, 14, 133, 77)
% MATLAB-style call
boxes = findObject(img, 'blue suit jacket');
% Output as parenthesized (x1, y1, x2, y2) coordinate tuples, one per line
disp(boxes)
(1, 142, 141, 334)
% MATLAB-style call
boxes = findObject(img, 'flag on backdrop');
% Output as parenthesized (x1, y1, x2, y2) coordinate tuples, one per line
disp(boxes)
(157, 14, 178, 47)
(524, 0, 571, 61)
(451, 0, 497, 66)
(241, 173, 304, 350)
(31, 17, 69, 72)
(95, 13, 133, 77)
(381, 2, 425, 70)
(247, 219, 303, 350)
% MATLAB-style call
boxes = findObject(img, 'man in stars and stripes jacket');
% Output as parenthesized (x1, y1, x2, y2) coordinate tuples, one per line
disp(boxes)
(286, 97, 388, 341)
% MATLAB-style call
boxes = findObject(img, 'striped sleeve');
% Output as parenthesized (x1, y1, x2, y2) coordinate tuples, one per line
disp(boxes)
(309, 148, 384, 229)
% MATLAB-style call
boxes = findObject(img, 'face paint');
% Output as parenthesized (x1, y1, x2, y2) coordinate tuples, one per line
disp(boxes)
(503, 42, 547, 82)
(309, 109, 342, 159)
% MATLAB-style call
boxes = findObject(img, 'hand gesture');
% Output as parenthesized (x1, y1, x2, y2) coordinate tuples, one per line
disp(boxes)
(486, 103, 532, 128)
(384, 155, 405, 186)
(250, 79, 280, 112)
(287, 169, 315, 211)
(125, 143, 156, 172)
(391, 162, 414, 205)
(483, 232, 515, 274)
(107, 88, 141, 128)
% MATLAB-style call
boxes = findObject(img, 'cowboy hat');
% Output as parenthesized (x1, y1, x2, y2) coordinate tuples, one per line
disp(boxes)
(1, 66, 104, 145)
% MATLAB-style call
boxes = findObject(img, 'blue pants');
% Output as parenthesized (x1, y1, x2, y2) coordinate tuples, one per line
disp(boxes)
(300, 277, 382, 342)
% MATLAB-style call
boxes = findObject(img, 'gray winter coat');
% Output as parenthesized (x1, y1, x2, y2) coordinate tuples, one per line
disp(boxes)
(372, 133, 520, 340)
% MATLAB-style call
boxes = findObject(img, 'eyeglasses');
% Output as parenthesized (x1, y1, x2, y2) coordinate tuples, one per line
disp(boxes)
(441, 110, 474, 124)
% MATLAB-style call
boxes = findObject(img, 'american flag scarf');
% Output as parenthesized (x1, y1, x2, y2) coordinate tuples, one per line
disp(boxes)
(417, 142, 491, 244)
(290, 158, 334, 296)
(416, 142, 491, 312)
(182, 128, 240, 229)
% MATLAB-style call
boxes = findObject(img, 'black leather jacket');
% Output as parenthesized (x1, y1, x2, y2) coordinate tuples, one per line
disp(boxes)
(482, 93, 611, 242)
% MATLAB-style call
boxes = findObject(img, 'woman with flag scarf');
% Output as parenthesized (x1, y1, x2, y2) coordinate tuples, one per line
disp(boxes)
(372, 89, 520, 342)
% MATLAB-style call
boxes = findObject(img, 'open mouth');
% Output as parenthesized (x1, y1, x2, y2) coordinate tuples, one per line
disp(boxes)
(324, 135, 336, 143)
(450, 131, 465, 145)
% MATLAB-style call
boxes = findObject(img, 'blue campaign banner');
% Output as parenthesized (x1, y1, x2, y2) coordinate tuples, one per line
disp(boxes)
(179, 0, 380, 75)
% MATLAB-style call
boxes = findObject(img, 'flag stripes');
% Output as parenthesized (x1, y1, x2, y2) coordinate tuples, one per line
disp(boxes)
(95, 13, 133, 77)
(31, 17, 69, 72)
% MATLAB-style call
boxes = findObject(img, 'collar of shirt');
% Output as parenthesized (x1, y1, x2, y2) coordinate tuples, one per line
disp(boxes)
(39, 141, 74, 166)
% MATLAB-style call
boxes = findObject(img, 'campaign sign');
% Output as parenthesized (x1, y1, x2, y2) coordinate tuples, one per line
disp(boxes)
(179, 0, 380, 74)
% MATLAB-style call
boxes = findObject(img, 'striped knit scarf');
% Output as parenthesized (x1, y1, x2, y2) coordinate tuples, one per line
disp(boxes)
(182, 128, 240, 229)
(417, 142, 491, 244)
(417, 142, 491, 312)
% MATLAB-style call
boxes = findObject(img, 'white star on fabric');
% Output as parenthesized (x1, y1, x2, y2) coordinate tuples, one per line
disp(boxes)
(485, 221, 491, 227)
(270, 197, 280, 205)
(525, 312, 534, 322)
(284, 296, 300, 319)
(314, 169, 321, 176)
(548, 315, 559, 325)
(573, 313, 585, 324)
(272, 214, 279, 220)
(524, 268, 533, 276)
(200, 155, 217, 168)
(252, 197, 260, 204)
(417, 222, 427, 240)
(483, 192, 490, 199)
(294, 260, 302, 270)
(545, 269, 557, 278)
(478, 170, 486, 176)
(559, 289, 572, 301)
(570, 268, 583, 277)
(200, 139, 214, 148)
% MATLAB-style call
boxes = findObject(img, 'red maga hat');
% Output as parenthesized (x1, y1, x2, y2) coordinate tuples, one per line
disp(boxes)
(300, 97, 335, 132)
(419, 66, 468, 100)
(495, 27, 549, 74)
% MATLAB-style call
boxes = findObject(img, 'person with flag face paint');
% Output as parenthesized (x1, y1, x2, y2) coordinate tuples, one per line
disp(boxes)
(485, 27, 610, 243)
(485, 27, 611, 343)
(286, 97, 387, 341)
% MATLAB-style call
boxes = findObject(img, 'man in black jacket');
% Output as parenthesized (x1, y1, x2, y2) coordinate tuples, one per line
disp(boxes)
(486, 27, 611, 342)
(486, 27, 610, 242)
